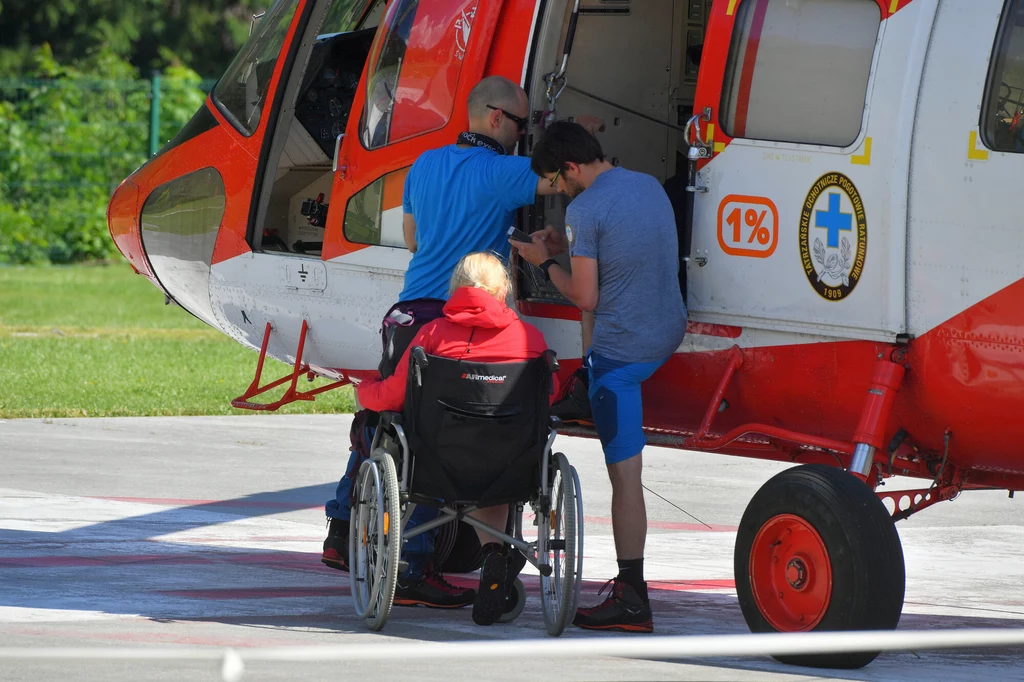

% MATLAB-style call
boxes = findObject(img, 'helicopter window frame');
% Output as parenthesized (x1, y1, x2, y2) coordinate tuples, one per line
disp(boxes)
(980, 0, 1024, 153)
(718, 0, 881, 148)
(212, 0, 301, 137)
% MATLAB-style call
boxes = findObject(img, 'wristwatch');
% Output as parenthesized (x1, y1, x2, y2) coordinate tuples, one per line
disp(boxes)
(539, 258, 559, 280)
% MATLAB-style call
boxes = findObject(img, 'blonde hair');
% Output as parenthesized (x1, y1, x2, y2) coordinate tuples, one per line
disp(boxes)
(449, 252, 511, 299)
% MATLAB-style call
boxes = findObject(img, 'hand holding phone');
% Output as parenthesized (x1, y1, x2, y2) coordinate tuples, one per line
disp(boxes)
(507, 226, 533, 243)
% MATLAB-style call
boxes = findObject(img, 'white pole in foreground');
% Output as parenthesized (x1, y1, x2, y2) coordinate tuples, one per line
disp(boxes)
(2, 628, 1024, 681)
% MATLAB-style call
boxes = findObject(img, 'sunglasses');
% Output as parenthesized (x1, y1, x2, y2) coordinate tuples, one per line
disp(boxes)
(486, 104, 528, 131)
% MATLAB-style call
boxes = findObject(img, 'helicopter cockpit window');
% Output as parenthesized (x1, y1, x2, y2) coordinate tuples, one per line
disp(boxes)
(360, 0, 477, 150)
(982, 0, 1024, 153)
(719, 0, 880, 148)
(214, 0, 299, 137)
(213, 0, 300, 137)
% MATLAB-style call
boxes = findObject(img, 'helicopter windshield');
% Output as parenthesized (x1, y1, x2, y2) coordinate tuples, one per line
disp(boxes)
(213, 0, 300, 136)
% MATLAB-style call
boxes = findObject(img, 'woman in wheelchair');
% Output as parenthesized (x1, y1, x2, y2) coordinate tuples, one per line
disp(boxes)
(355, 252, 559, 625)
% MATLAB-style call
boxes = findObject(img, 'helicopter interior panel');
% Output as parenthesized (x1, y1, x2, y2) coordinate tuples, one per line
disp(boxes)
(518, 0, 710, 306)
(258, 28, 376, 256)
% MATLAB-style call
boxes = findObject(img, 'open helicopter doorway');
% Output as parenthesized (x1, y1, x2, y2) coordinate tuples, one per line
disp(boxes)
(248, 0, 385, 258)
(519, 0, 712, 310)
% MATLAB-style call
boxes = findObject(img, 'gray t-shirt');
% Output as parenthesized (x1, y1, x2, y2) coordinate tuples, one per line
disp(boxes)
(567, 166, 687, 363)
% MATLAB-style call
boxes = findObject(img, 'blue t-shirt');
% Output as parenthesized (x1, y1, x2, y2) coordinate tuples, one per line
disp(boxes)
(400, 145, 538, 301)
(568, 166, 688, 363)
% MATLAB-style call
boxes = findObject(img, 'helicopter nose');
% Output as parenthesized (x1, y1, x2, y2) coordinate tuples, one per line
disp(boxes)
(107, 178, 154, 280)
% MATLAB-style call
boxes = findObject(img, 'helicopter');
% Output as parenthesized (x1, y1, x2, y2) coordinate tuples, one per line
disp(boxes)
(107, 0, 1024, 669)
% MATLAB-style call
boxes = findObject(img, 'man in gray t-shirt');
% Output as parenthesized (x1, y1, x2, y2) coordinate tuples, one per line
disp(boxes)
(511, 122, 687, 633)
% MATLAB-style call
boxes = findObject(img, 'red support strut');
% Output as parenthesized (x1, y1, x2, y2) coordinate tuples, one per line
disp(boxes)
(231, 321, 350, 411)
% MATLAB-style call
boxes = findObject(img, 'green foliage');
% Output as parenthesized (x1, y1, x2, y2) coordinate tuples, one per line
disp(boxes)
(0, 47, 208, 264)
(0, 264, 357, 418)
(0, 0, 268, 78)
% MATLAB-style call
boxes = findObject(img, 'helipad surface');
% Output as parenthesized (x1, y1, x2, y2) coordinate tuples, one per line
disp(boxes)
(1, 415, 1022, 681)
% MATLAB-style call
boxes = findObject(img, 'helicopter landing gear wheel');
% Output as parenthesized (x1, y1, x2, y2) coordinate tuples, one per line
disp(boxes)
(735, 464, 905, 669)
(349, 451, 401, 631)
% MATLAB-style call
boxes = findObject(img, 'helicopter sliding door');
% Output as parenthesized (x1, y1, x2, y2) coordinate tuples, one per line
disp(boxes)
(687, 0, 924, 342)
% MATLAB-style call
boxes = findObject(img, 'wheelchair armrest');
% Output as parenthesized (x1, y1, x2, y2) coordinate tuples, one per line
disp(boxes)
(377, 411, 402, 429)
(543, 349, 559, 374)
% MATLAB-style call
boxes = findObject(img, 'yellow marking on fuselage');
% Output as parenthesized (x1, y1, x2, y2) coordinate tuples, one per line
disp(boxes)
(851, 137, 873, 165)
(968, 130, 990, 161)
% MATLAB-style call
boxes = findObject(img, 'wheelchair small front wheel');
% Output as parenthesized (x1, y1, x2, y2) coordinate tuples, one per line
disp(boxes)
(349, 452, 401, 631)
(539, 452, 583, 636)
(496, 577, 526, 624)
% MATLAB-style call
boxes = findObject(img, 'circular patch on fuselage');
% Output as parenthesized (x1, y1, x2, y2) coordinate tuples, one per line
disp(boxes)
(798, 172, 867, 302)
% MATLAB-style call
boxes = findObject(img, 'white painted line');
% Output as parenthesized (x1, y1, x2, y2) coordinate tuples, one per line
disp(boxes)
(2, 628, 1023, 667)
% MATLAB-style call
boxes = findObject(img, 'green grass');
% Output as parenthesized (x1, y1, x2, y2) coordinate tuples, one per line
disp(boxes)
(0, 263, 356, 418)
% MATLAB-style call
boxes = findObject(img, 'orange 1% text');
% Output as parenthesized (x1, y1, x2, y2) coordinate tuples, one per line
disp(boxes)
(717, 195, 779, 258)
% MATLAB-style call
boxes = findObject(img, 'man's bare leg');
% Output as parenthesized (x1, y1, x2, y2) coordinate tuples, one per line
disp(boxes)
(469, 505, 509, 547)
(606, 453, 646, 559)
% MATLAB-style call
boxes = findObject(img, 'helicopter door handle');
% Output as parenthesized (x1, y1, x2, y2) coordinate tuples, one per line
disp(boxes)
(333, 133, 347, 174)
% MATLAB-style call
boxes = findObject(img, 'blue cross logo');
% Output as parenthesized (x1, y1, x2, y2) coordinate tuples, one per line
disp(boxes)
(815, 193, 852, 248)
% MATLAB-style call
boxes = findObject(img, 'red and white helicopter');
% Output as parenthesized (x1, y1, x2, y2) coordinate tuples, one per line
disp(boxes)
(107, 0, 1024, 668)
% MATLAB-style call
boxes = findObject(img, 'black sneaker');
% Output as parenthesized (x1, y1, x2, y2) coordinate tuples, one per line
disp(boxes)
(573, 578, 654, 633)
(551, 367, 592, 423)
(473, 545, 510, 625)
(321, 518, 349, 572)
(394, 569, 475, 609)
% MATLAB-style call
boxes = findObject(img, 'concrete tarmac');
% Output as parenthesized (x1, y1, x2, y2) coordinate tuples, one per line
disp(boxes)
(1, 415, 1023, 681)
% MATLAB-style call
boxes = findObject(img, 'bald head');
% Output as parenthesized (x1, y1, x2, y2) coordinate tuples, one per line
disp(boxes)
(466, 76, 529, 149)
(467, 76, 523, 119)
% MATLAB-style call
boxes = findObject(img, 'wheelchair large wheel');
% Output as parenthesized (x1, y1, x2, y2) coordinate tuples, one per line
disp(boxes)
(349, 452, 401, 631)
(539, 452, 583, 636)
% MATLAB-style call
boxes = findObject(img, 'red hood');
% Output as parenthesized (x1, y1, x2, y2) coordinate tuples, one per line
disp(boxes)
(443, 287, 518, 329)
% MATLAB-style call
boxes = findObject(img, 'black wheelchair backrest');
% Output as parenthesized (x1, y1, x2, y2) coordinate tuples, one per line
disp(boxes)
(402, 349, 556, 505)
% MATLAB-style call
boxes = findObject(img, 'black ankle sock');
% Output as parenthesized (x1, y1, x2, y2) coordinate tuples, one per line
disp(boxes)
(616, 558, 647, 601)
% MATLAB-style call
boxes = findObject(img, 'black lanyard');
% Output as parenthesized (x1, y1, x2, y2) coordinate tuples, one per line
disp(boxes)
(457, 131, 506, 155)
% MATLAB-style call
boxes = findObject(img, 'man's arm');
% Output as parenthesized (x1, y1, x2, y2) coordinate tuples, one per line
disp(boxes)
(403, 213, 417, 253)
(510, 235, 599, 312)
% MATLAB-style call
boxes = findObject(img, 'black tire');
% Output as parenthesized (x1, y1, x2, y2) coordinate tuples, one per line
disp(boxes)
(734, 464, 905, 669)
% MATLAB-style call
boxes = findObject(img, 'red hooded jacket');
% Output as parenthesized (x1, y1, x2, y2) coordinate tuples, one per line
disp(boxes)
(357, 287, 559, 412)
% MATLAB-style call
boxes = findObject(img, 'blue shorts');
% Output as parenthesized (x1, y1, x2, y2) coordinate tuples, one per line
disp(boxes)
(586, 351, 669, 465)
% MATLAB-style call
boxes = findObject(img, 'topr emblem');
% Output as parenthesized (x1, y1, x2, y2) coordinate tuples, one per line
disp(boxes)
(798, 172, 867, 302)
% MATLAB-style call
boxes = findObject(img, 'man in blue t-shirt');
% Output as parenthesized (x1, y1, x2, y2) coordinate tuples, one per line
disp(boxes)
(512, 122, 687, 633)
(322, 76, 582, 613)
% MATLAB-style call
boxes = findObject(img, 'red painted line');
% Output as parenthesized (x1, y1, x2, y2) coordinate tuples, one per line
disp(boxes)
(0, 551, 324, 570)
(584, 516, 737, 532)
(158, 576, 735, 600)
(733, 0, 770, 138)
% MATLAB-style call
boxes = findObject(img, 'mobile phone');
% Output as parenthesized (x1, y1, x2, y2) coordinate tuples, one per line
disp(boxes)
(507, 226, 533, 243)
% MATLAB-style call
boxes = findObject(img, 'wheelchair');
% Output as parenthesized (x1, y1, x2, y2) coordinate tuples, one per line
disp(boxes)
(348, 347, 584, 635)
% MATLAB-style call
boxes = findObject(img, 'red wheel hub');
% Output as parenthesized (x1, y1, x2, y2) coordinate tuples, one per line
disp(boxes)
(749, 513, 832, 631)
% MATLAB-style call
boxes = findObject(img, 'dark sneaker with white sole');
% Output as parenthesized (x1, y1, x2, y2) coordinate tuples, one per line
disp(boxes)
(321, 518, 349, 572)
(573, 578, 654, 633)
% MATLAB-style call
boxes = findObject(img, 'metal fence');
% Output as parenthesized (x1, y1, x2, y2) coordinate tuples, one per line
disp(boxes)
(0, 75, 216, 264)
